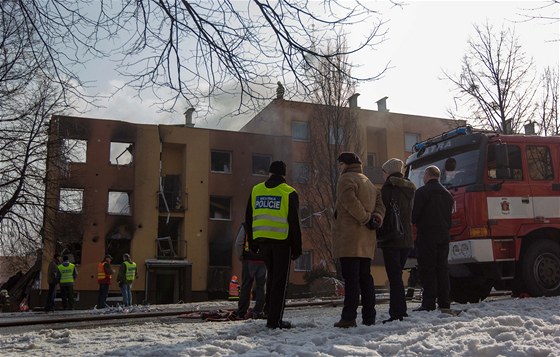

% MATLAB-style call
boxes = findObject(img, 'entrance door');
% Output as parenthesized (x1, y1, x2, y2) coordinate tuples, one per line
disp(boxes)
(156, 269, 179, 304)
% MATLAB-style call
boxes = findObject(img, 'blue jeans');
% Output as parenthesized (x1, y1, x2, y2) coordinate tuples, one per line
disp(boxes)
(120, 283, 132, 306)
(382, 248, 410, 318)
(339, 257, 376, 324)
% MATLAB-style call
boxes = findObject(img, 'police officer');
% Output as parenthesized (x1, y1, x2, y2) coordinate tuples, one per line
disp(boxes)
(246, 161, 302, 329)
(117, 253, 138, 307)
(57, 255, 78, 310)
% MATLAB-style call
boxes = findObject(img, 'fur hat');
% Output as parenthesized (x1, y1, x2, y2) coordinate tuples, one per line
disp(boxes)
(269, 161, 287, 176)
(382, 158, 404, 175)
(337, 152, 362, 165)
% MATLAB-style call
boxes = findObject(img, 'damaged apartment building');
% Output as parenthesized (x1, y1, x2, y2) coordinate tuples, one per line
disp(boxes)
(37, 95, 463, 308)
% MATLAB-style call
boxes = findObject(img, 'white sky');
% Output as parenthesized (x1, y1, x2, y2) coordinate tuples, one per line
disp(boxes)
(81, 1, 559, 130)
(1, 296, 559, 355)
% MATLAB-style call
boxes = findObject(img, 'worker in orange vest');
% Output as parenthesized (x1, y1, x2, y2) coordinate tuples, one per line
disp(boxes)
(97, 254, 114, 309)
(228, 275, 240, 300)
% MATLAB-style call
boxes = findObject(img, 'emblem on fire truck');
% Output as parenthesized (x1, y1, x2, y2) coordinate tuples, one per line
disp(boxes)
(500, 198, 511, 215)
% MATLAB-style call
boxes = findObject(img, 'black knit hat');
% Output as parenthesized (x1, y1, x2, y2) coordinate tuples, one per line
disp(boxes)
(337, 152, 362, 165)
(269, 161, 287, 176)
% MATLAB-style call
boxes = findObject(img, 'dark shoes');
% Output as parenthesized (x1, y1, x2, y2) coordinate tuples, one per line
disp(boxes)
(253, 312, 267, 320)
(266, 320, 292, 329)
(382, 317, 404, 324)
(413, 306, 435, 312)
(334, 319, 357, 328)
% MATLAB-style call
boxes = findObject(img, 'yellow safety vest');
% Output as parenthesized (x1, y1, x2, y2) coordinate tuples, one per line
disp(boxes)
(58, 263, 75, 284)
(123, 261, 137, 283)
(251, 182, 295, 240)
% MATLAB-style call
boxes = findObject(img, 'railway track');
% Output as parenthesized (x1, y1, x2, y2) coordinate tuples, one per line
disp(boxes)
(0, 290, 512, 329)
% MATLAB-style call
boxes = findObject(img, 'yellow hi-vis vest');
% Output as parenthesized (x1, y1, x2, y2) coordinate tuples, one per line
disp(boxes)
(123, 261, 137, 283)
(251, 182, 295, 240)
(58, 263, 75, 284)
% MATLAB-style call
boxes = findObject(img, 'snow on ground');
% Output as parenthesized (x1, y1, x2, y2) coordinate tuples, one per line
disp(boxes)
(1, 296, 560, 356)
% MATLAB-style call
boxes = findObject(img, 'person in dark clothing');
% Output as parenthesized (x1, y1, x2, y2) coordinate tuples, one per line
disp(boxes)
(411, 165, 454, 311)
(45, 253, 61, 312)
(235, 223, 267, 319)
(246, 160, 302, 329)
(378, 158, 416, 323)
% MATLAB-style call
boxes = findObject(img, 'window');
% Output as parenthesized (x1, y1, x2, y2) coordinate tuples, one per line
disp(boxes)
(110, 142, 134, 165)
(106, 224, 132, 264)
(252, 154, 271, 175)
(527, 146, 554, 180)
(63, 139, 87, 163)
(210, 196, 231, 220)
(295, 251, 312, 271)
(159, 175, 183, 210)
(108, 191, 131, 215)
(292, 121, 309, 141)
(59, 188, 84, 213)
(487, 144, 523, 180)
(293, 162, 310, 184)
(300, 206, 311, 228)
(329, 127, 344, 145)
(404, 133, 420, 152)
(211, 151, 232, 173)
(367, 153, 377, 167)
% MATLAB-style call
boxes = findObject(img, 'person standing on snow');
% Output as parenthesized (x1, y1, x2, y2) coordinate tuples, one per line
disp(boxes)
(97, 254, 114, 309)
(57, 255, 78, 310)
(117, 253, 138, 307)
(333, 152, 385, 328)
(45, 253, 61, 312)
(412, 165, 454, 312)
(246, 161, 302, 329)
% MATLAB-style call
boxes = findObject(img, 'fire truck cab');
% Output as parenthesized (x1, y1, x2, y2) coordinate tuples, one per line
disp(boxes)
(406, 126, 560, 303)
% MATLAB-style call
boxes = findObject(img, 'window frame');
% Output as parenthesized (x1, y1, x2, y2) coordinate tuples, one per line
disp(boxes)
(294, 251, 312, 272)
(107, 191, 132, 216)
(209, 195, 232, 220)
(210, 150, 232, 174)
(291, 121, 309, 141)
(252, 153, 272, 176)
(59, 188, 84, 213)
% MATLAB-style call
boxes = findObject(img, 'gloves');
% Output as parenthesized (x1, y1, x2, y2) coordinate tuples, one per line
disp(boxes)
(366, 213, 381, 231)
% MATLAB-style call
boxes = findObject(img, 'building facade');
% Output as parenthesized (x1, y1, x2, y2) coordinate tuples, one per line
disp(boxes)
(38, 98, 464, 308)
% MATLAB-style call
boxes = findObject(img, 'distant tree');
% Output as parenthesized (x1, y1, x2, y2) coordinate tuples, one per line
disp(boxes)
(444, 22, 538, 133)
(6, 1, 389, 117)
(0, 4, 73, 256)
(298, 38, 363, 276)
(535, 66, 559, 135)
(517, 1, 560, 30)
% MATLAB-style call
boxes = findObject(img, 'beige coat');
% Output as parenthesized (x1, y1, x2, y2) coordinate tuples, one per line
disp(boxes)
(333, 164, 386, 259)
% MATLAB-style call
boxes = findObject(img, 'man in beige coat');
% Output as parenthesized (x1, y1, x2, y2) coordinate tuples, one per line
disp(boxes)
(333, 152, 385, 327)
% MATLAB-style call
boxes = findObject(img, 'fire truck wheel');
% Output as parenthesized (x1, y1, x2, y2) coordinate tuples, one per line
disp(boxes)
(521, 239, 560, 297)
(449, 276, 493, 304)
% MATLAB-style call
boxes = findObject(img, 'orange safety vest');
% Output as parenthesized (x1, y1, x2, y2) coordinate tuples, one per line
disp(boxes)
(97, 262, 112, 285)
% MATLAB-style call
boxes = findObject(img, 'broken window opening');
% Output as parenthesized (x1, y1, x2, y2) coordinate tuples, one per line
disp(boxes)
(108, 191, 131, 215)
(209, 196, 231, 220)
(59, 188, 84, 213)
(110, 142, 134, 165)
(252, 154, 271, 176)
(157, 217, 183, 259)
(159, 175, 183, 211)
(62, 139, 87, 163)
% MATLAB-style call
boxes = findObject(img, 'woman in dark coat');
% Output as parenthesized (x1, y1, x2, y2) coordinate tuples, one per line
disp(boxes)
(378, 158, 416, 323)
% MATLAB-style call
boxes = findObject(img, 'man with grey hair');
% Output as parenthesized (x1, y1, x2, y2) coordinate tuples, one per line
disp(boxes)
(411, 165, 454, 312)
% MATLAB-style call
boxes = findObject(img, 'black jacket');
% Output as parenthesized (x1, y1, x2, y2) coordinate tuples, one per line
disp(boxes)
(412, 178, 454, 236)
(245, 174, 302, 258)
(378, 173, 416, 249)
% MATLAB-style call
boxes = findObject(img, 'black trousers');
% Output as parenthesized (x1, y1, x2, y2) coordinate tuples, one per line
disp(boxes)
(258, 242, 291, 327)
(382, 248, 410, 318)
(339, 257, 376, 324)
(45, 282, 57, 311)
(417, 234, 450, 309)
(98, 284, 110, 308)
(60, 284, 74, 310)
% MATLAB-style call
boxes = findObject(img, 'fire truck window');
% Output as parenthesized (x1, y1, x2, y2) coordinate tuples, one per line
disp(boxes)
(487, 144, 523, 180)
(527, 146, 554, 180)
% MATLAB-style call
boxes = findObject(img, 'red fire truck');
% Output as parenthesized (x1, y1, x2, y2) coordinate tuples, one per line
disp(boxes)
(406, 126, 560, 303)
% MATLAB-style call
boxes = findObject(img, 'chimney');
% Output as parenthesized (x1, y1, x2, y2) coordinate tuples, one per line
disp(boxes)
(184, 107, 195, 127)
(348, 93, 360, 108)
(376, 96, 389, 112)
(524, 122, 535, 135)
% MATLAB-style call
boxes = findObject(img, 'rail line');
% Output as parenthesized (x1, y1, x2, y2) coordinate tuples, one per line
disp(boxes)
(0, 291, 512, 329)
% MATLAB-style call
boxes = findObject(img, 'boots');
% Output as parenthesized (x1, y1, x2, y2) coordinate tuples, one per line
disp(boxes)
(334, 319, 357, 328)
